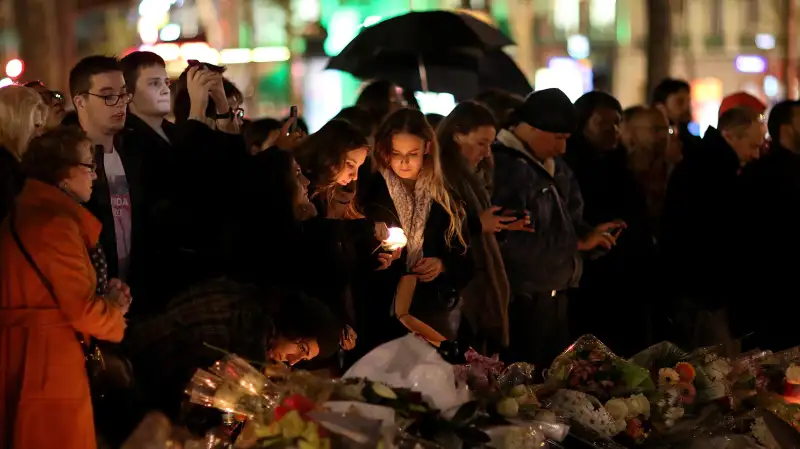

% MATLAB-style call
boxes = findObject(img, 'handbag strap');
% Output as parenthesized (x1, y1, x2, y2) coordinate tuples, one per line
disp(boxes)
(8, 207, 93, 353)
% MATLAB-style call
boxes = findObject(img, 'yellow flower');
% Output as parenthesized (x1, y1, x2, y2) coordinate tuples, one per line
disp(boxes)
(302, 421, 320, 445)
(658, 368, 680, 389)
(280, 410, 305, 439)
(254, 421, 282, 438)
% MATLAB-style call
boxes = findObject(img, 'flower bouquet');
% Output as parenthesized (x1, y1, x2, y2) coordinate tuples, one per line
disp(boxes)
(547, 335, 654, 402)
(542, 336, 654, 447)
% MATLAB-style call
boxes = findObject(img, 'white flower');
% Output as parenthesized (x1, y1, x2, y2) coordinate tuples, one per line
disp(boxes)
(705, 358, 732, 382)
(613, 417, 627, 434)
(625, 394, 651, 419)
(664, 406, 684, 422)
(786, 364, 800, 384)
(604, 398, 629, 423)
(664, 387, 681, 404)
(707, 381, 727, 400)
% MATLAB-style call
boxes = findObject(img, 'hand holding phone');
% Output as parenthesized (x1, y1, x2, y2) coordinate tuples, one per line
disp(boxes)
(499, 207, 535, 232)
(288, 106, 298, 135)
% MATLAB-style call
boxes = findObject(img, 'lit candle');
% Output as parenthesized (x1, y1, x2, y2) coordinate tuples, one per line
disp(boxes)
(381, 227, 407, 251)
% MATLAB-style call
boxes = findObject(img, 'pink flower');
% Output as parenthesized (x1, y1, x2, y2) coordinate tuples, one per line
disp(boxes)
(677, 382, 696, 404)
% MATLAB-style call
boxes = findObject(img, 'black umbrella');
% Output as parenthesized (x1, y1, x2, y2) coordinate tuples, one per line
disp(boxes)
(330, 48, 530, 100)
(327, 10, 517, 97)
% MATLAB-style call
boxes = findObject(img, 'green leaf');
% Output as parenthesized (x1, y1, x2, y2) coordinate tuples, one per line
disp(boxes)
(452, 401, 480, 425)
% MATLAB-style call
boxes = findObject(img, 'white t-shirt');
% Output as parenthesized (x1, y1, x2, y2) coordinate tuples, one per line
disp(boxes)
(104, 149, 132, 281)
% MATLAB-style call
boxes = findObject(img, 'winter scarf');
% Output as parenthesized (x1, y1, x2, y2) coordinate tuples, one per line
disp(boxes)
(380, 168, 432, 269)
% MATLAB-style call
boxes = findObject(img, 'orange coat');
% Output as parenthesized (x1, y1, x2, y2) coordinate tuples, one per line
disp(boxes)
(0, 179, 126, 449)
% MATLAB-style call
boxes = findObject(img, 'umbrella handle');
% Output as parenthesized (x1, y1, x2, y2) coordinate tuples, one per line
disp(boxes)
(417, 54, 429, 92)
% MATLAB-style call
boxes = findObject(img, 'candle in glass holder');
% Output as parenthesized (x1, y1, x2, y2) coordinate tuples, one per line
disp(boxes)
(381, 227, 407, 251)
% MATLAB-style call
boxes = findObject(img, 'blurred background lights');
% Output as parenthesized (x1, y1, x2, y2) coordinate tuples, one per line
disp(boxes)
(361, 15, 382, 27)
(138, 0, 176, 16)
(5, 59, 23, 78)
(567, 34, 590, 59)
(323, 8, 361, 57)
(755, 33, 776, 50)
(734, 55, 767, 73)
(159, 23, 181, 42)
(0, 77, 14, 88)
(764, 75, 780, 97)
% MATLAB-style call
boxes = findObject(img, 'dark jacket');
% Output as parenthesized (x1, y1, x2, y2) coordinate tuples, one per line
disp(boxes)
(122, 115, 248, 312)
(85, 134, 145, 288)
(491, 130, 592, 294)
(734, 144, 800, 349)
(0, 148, 23, 222)
(356, 172, 473, 346)
(662, 126, 742, 307)
(124, 278, 275, 426)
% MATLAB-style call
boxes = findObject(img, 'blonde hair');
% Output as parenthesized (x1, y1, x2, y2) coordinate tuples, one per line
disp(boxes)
(0, 86, 47, 160)
(374, 108, 467, 249)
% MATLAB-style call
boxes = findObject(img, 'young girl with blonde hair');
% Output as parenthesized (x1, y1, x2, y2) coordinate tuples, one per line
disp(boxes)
(355, 108, 471, 353)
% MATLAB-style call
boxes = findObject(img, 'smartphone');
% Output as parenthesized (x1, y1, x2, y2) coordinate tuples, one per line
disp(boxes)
(187, 59, 227, 73)
(500, 208, 527, 220)
(500, 208, 533, 229)
(289, 106, 298, 134)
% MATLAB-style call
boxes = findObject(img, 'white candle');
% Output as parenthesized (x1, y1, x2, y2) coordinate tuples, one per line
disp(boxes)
(382, 227, 408, 251)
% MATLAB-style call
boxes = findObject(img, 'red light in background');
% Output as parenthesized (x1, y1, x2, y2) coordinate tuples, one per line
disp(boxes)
(5, 59, 23, 78)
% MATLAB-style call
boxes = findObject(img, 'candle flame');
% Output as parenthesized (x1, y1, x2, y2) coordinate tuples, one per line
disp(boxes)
(382, 227, 407, 251)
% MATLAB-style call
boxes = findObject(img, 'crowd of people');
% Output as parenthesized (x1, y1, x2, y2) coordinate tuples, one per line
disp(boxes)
(0, 51, 797, 448)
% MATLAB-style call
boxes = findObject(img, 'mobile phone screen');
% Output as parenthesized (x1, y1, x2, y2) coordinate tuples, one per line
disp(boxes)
(289, 106, 298, 134)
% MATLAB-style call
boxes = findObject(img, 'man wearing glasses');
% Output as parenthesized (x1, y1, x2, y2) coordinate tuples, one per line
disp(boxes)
(69, 55, 139, 294)
(23, 81, 66, 129)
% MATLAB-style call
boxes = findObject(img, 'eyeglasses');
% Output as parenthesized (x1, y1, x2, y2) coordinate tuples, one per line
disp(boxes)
(78, 161, 97, 173)
(84, 91, 133, 106)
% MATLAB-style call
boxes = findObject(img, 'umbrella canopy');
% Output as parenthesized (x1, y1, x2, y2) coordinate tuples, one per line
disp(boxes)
(327, 10, 523, 100)
(334, 10, 513, 55)
(330, 48, 530, 101)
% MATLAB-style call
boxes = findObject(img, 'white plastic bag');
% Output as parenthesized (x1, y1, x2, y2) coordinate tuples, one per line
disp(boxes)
(344, 335, 468, 411)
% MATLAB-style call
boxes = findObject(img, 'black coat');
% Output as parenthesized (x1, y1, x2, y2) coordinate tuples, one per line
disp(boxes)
(662, 126, 742, 308)
(0, 148, 23, 222)
(355, 173, 473, 347)
(121, 115, 248, 314)
(563, 139, 660, 353)
(734, 145, 800, 350)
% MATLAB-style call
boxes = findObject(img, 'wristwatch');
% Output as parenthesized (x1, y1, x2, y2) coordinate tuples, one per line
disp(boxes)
(215, 108, 234, 119)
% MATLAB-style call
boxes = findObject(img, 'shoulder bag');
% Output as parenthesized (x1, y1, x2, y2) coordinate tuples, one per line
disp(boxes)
(8, 206, 134, 399)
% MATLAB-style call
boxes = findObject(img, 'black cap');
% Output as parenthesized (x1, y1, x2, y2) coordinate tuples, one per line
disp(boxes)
(515, 88, 577, 134)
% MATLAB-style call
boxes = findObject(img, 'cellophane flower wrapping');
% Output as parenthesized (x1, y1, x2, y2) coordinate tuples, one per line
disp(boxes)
(627, 341, 719, 436)
(547, 335, 654, 401)
(541, 336, 658, 445)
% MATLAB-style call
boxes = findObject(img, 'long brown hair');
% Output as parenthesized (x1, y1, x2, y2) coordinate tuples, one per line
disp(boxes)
(373, 108, 466, 249)
(294, 119, 368, 219)
(437, 101, 496, 194)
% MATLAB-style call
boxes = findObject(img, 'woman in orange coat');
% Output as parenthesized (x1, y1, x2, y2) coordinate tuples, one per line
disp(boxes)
(0, 127, 128, 449)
